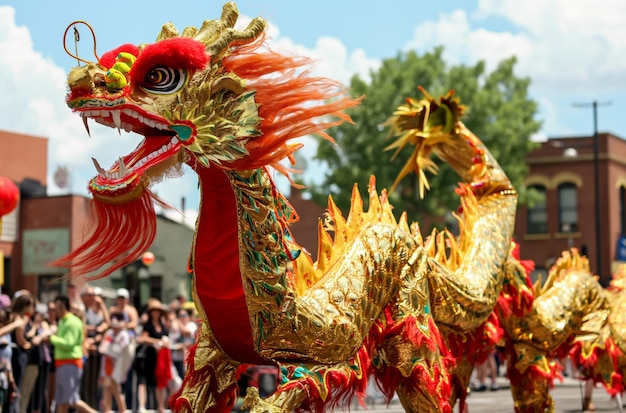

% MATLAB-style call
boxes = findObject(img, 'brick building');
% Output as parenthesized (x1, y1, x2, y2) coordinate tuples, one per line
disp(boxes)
(0, 129, 48, 294)
(515, 133, 626, 286)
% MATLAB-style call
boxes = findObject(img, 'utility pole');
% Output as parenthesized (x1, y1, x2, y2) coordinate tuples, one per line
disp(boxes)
(573, 100, 612, 280)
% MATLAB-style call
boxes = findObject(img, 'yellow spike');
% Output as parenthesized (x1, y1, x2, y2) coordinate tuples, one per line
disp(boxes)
(445, 230, 460, 269)
(533, 274, 543, 297)
(346, 184, 364, 227)
(368, 176, 382, 217)
(156, 22, 179, 41)
(410, 221, 423, 244)
(453, 210, 466, 238)
(316, 218, 335, 275)
(424, 229, 437, 256)
(327, 195, 347, 251)
(293, 253, 315, 296)
(180, 26, 198, 38)
(379, 189, 397, 225)
(436, 231, 447, 264)
(399, 212, 411, 236)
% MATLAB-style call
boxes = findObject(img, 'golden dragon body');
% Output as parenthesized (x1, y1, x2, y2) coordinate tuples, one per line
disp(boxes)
(498, 249, 626, 412)
(55, 3, 626, 412)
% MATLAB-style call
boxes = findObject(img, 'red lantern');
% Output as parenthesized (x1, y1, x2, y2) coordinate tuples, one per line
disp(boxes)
(141, 251, 155, 266)
(0, 177, 19, 217)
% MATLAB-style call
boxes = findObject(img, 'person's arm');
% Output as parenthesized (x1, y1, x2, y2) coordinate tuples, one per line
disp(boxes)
(7, 364, 16, 397)
(31, 320, 51, 346)
(96, 296, 111, 327)
(126, 305, 139, 331)
(49, 319, 81, 351)
(180, 321, 196, 338)
(137, 327, 168, 347)
(0, 318, 25, 337)
(94, 309, 110, 344)
(24, 320, 37, 339)
(137, 330, 153, 345)
(98, 331, 111, 354)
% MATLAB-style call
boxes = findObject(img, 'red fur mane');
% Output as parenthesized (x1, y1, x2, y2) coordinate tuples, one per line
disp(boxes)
(222, 35, 360, 175)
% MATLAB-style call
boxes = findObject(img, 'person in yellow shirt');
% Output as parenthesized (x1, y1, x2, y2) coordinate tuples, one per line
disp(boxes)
(48, 295, 97, 413)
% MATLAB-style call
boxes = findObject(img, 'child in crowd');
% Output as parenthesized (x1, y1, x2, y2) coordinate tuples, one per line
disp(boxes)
(99, 315, 130, 413)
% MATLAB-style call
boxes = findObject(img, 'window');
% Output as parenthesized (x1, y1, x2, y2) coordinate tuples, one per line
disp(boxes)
(558, 183, 578, 233)
(527, 185, 547, 234)
(0, 207, 18, 242)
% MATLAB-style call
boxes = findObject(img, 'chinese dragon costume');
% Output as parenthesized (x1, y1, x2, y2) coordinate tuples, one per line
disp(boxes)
(55, 2, 626, 413)
(497, 248, 626, 413)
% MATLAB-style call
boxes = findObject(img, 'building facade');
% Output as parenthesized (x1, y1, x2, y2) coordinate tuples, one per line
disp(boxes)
(515, 133, 626, 286)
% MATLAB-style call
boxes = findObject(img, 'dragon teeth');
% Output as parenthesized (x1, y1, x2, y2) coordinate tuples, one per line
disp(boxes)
(111, 110, 122, 133)
(81, 114, 91, 137)
(91, 157, 107, 176)
(82, 108, 171, 133)
(118, 158, 128, 175)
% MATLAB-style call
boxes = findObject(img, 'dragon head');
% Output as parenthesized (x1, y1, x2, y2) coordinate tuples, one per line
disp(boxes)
(66, 3, 277, 204)
(58, 2, 358, 277)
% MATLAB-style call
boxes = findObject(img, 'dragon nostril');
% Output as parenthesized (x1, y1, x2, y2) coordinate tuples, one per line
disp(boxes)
(93, 73, 107, 88)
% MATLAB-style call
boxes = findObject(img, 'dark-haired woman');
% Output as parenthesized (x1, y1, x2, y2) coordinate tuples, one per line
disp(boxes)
(10, 294, 34, 413)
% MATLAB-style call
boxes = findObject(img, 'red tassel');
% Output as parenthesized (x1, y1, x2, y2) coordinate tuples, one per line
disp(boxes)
(279, 347, 370, 413)
(50, 189, 159, 279)
(369, 311, 453, 409)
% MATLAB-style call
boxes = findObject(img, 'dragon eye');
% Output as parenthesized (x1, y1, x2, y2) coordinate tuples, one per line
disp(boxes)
(141, 66, 187, 95)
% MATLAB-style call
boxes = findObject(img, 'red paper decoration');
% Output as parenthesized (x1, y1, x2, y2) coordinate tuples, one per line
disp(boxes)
(0, 177, 19, 217)
(141, 251, 155, 266)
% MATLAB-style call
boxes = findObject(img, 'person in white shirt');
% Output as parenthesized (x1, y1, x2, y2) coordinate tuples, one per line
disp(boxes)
(170, 309, 197, 379)
(98, 316, 130, 413)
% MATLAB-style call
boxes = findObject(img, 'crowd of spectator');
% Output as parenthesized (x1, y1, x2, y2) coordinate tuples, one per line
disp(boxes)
(0, 284, 198, 413)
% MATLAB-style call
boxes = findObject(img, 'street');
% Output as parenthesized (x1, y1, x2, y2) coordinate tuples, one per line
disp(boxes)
(341, 377, 625, 413)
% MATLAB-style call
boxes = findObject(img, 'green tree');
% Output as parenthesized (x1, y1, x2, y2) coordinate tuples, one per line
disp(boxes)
(305, 47, 541, 229)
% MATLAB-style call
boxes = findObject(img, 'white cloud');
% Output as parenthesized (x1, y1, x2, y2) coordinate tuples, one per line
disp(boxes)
(262, 20, 380, 85)
(405, 0, 626, 96)
(477, 0, 626, 94)
(402, 0, 626, 138)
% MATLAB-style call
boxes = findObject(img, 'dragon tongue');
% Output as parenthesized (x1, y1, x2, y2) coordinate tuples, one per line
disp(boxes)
(123, 135, 180, 170)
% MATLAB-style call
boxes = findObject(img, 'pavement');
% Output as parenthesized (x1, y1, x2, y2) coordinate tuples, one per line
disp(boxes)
(344, 376, 626, 413)
(134, 376, 626, 413)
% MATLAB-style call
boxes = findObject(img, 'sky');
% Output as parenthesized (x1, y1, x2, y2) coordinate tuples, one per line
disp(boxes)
(1, 0, 626, 227)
